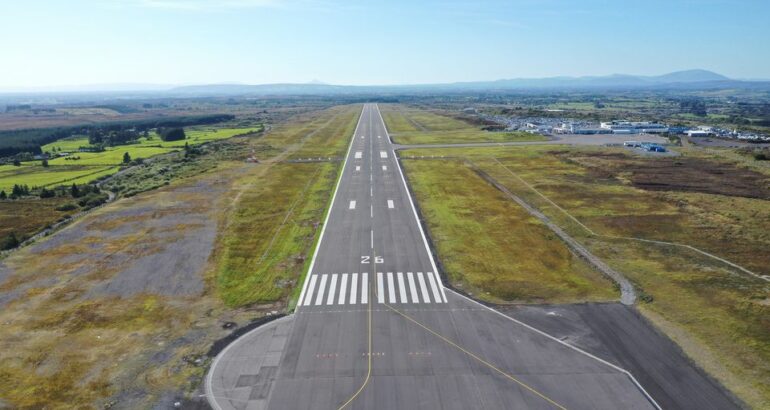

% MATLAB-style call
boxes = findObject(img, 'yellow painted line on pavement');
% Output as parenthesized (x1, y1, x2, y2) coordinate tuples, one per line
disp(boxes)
(382, 297, 568, 410)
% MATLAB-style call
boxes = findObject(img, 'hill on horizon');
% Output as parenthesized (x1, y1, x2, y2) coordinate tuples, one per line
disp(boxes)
(169, 69, 756, 96)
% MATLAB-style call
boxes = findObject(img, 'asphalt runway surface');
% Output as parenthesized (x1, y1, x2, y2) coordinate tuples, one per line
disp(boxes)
(206, 104, 659, 409)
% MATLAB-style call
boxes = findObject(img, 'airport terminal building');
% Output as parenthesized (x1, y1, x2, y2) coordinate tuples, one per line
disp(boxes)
(600, 120, 669, 134)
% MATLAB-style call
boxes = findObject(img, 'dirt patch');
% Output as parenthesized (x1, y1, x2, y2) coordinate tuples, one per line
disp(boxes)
(0, 174, 228, 306)
(556, 151, 770, 199)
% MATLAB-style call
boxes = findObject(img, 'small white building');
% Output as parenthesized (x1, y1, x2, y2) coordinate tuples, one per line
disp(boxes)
(686, 130, 712, 137)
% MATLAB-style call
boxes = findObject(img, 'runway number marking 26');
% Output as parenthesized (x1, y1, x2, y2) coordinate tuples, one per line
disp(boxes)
(361, 256, 384, 264)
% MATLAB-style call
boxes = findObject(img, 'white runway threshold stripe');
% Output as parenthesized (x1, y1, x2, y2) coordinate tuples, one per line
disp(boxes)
(298, 271, 445, 307)
(338, 273, 348, 305)
(314, 274, 328, 306)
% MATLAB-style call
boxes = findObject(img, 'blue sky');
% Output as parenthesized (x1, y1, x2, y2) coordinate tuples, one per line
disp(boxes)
(1, 0, 768, 89)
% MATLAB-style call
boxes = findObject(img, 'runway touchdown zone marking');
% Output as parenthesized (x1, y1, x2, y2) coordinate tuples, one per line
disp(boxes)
(298, 272, 444, 306)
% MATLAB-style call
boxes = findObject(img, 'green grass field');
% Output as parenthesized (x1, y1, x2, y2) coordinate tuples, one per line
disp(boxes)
(0, 126, 262, 192)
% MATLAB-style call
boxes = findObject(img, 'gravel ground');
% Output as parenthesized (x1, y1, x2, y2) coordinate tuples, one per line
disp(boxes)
(0, 174, 228, 303)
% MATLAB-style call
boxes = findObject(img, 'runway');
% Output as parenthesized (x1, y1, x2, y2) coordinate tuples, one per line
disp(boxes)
(206, 104, 658, 409)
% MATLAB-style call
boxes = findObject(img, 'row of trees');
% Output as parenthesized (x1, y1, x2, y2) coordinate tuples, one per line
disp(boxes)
(0, 182, 103, 200)
(0, 113, 234, 159)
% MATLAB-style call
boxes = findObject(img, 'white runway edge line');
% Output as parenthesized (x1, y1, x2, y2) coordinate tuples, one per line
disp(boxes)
(447, 288, 663, 410)
(297, 105, 366, 308)
(376, 104, 447, 303)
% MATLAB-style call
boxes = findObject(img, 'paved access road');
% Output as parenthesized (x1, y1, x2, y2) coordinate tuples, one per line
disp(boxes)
(206, 104, 659, 410)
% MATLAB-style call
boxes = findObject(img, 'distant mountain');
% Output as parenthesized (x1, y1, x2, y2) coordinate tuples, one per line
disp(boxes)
(443, 69, 737, 91)
(651, 69, 730, 83)
(167, 69, 760, 96)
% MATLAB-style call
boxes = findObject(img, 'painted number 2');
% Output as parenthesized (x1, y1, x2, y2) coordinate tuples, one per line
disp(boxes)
(361, 256, 384, 264)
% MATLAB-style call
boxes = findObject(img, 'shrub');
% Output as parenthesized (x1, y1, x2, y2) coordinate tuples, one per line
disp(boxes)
(55, 203, 78, 211)
(0, 232, 20, 250)
(158, 127, 186, 142)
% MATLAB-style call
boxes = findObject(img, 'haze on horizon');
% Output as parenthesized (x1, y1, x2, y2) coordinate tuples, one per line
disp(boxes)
(1, 0, 769, 91)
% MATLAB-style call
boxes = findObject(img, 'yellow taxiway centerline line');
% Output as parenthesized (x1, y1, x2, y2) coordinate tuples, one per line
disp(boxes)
(382, 299, 568, 410)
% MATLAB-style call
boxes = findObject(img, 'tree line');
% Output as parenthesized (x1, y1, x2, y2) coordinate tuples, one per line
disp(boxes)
(0, 114, 234, 158)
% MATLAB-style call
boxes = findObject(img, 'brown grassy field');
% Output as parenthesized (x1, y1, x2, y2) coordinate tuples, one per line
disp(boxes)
(0, 197, 77, 242)
(402, 158, 616, 303)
